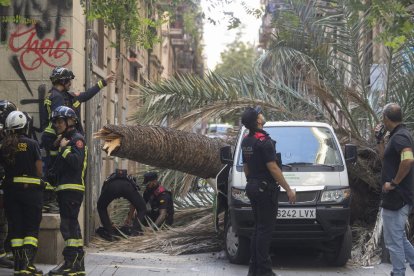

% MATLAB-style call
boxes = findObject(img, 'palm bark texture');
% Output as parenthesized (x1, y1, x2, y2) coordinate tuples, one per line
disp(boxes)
(94, 124, 229, 179)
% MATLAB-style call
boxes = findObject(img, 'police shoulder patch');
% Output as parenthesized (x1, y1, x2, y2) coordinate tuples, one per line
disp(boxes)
(76, 140, 84, 149)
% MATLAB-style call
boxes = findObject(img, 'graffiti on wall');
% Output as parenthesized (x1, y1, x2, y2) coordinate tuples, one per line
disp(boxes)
(9, 26, 71, 71)
(0, 0, 73, 134)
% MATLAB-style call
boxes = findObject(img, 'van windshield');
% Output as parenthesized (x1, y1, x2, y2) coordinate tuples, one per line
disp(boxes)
(238, 126, 343, 167)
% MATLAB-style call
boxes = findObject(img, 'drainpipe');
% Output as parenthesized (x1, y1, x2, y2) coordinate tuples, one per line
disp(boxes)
(84, 0, 92, 245)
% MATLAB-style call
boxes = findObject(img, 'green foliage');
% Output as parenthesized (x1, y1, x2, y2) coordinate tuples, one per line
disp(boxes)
(350, 0, 414, 49)
(241, 1, 264, 19)
(85, 0, 163, 49)
(273, 10, 300, 41)
(183, 7, 204, 59)
(260, 0, 414, 140)
(183, 7, 202, 41)
(202, 0, 261, 30)
(214, 31, 258, 77)
(135, 0, 414, 144)
(0, 0, 10, 6)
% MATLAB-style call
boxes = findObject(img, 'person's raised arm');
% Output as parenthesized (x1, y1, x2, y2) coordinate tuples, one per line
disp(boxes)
(76, 74, 115, 102)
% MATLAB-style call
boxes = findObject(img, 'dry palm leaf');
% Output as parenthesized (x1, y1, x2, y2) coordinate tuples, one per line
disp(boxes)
(90, 208, 223, 255)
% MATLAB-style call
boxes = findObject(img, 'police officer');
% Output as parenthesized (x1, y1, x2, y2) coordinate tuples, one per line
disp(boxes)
(241, 106, 296, 276)
(0, 100, 16, 269)
(0, 111, 43, 276)
(96, 169, 147, 241)
(142, 172, 174, 227)
(47, 106, 87, 276)
(40, 67, 114, 180)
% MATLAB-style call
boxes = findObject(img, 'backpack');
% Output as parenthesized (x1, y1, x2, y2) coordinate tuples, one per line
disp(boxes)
(102, 169, 139, 191)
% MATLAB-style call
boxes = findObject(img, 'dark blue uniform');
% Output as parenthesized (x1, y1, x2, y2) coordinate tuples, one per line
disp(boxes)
(0, 135, 43, 274)
(98, 175, 147, 236)
(242, 129, 279, 276)
(41, 80, 106, 137)
(0, 138, 8, 258)
(41, 80, 106, 177)
(52, 128, 87, 265)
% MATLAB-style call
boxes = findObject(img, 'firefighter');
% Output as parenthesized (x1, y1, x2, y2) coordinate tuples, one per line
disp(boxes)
(0, 101, 16, 270)
(142, 172, 174, 227)
(47, 106, 87, 276)
(0, 111, 43, 276)
(96, 169, 147, 241)
(40, 67, 114, 183)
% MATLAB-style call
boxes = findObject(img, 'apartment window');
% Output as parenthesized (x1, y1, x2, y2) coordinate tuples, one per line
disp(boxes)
(129, 50, 139, 82)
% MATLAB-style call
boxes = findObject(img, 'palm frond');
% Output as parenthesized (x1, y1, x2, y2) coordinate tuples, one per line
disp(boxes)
(133, 72, 325, 131)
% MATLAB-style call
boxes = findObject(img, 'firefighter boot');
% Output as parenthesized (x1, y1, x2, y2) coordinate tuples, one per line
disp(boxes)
(247, 259, 256, 276)
(0, 251, 14, 269)
(48, 248, 77, 276)
(20, 246, 42, 276)
(12, 248, 22, 276)
(74, 248, 85, 276)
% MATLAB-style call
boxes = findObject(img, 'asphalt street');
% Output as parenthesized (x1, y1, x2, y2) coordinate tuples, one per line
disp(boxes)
(1, 248, 413, 276)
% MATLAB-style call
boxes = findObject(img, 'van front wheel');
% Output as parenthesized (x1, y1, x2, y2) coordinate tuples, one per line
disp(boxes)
(324, 225, 352, 266)
(224, 217, 250, 264)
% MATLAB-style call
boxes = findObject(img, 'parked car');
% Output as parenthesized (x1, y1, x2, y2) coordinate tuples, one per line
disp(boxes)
(216, 121, 357, 266)
(206, 123, 233, 140)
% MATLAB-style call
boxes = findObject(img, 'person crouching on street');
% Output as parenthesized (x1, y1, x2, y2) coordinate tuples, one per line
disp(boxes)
(97, 169, 147, 241)
(47, 106, 87, 276)
(0, 111, 43, 276)
(142, 172, 174, 228)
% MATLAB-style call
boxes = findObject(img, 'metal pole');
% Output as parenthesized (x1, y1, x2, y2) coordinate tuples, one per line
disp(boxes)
(84, 0, 93, 245)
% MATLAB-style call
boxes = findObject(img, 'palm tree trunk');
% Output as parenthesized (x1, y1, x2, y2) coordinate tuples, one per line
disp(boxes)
(94, 124, 229, 179)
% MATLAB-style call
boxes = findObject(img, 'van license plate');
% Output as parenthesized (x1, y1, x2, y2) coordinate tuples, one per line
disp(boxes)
(277, 208, 316, 219)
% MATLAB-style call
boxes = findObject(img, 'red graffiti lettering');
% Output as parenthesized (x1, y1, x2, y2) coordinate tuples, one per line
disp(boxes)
(8, 26, 72, 71)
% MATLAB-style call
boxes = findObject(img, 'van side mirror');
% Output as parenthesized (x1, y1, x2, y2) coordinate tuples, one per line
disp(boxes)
(344, 144, 357, 163)
(220, 146, 233, 165)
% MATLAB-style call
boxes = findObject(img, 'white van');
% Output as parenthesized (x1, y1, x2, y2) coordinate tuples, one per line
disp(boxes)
(217, 121, 357, 266)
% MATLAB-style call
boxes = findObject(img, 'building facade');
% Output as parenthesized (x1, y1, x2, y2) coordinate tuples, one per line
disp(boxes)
(0, 0, 204, 250)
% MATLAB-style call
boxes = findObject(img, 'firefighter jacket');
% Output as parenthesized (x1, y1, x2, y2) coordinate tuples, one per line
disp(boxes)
(41, 80, 107, 151)
(0, 135, 42, 189)
(54, 129, 87, 193)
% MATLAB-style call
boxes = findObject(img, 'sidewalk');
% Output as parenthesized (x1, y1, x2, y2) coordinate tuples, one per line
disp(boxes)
(0, 250, 410, 276)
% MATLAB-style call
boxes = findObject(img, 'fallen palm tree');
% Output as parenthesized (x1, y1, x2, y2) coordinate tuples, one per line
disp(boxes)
(93, 123, 391, 266)
(352, 212, 383, 266)
(94, 124, 228, 179)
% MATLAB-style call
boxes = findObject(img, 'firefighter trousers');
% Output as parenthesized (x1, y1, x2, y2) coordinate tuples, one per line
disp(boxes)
(97, 179, 146, 235)
(3, 187, 43, 249)
(0, 196, 8, 255)
(57, 191, 84, 249)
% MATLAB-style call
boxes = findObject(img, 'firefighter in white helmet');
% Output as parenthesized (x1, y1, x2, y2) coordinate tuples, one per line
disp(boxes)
(0, 111, 43, 276)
